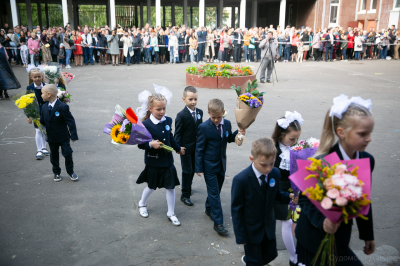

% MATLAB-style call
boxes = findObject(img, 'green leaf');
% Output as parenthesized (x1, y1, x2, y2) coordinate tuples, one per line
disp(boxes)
(251, 90, 259, 96)
(258, 92, 266, 96)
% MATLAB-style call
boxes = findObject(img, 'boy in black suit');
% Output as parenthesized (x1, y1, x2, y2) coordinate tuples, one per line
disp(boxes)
(195, 98, 245, 236)
(231, 138, 298, 266)
(39, 84, 79, 182)
(175, 86, 203, 206)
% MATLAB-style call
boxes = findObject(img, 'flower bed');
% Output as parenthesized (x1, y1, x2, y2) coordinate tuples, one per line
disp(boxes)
(185, 64, 256, 89)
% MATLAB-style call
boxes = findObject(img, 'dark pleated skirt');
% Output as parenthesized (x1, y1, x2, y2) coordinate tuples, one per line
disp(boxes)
(297, 242, 363, 266)
(159, 47, 166, 55)
(136, 165, 180, 190)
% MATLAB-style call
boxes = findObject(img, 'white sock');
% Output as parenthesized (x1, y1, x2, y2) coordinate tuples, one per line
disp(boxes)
(166, 189, 175, 217)
(35, 128, 44, 152)
(40, 130, 46, 149)
(139, 186, 154, 207)
(282, 219, 297, 263)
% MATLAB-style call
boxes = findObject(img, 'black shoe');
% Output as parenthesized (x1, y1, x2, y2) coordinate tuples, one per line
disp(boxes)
(181, 197, 194, 206)
(4, 91, 9, 98)
(54, 174, 62, 182)
(69, 173, 78, 181)
(213, 224, 228, 236)
(267, 80, 271, 83)
(260, 79, 265, 83)
(205, 209, 214, 221)
(289, 260, 298, 266)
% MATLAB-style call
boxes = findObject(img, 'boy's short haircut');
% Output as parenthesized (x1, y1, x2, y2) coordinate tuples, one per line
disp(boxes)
(208, 98, 224, 113)
(251, 138, 277, 159)
(183, 86, 197, 97)
(43, 84, 58, 95)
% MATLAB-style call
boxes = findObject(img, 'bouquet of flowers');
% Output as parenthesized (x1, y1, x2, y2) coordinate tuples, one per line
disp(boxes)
(57, 89, 72, 104)
(289, 138, 320, 212)
(62, 72, 75, 84)
(43, 65, 61, 84)
(13, 92, 46, 135)
(231, 79, 264, 146)
(289, 152, 371, 266)
(103, 105, 173, 151)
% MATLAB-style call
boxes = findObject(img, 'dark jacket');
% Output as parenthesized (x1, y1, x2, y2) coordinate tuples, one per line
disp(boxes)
(138, 117, 181, 168)
(195, 118, 237, 174)
(132, 34, 142, 48)
(40, 100, 78, 143)
(197, 31, 207, 42)
(27, 83, 47, 113)
(50, 36, 59, 55)
(295, 143, 375, 253)
(324, 33, 333, 48)
(174, 107, 203, 154)
(233, 32, 243, 46)
(231, 165, 290, 244)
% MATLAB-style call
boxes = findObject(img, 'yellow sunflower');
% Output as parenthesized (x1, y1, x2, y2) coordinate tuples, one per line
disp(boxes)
(110, 124, 121, 143)
(117, 133, 129, 144)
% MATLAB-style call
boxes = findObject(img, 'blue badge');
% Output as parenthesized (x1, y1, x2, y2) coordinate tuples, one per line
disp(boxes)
(55, 111, 60, 117)
(165, 125, 170, 131)
(225, 131, 229, 137)
(197, 114, 201, 120)
(269, 178, 276, 187)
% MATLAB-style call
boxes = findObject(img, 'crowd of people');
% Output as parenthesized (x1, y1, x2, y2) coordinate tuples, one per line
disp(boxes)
(1, 21, 399, 68)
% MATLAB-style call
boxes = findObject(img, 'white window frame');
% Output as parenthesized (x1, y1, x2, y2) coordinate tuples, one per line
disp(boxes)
(368, 0, 377, 13)
(358, 0, 367, 14)
(393, 0, 400, 11)
(328, 0, 341, 27)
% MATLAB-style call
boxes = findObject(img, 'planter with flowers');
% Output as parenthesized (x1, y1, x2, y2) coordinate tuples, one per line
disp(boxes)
(185, 64, 256, 89)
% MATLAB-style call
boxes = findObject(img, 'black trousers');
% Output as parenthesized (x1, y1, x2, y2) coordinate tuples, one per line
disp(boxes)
(244, 233, 277, 266)
(49, 142, 74, 175)
(222, 48, 229, 61)
(313, 48, 321, 61)
(180, 152, 195, 198)
(52, 54, 58, 62)
(234, 46, 241, 62)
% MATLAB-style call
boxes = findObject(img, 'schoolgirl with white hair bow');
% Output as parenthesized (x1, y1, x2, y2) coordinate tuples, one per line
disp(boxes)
(295, 94, 375, 266)
(135, 84, 186, 227)
(271, 110, 303, 266)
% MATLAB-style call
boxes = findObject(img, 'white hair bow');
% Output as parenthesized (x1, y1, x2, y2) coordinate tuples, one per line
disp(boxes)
(136, 84, 173, 120)
(26, 64, 44, 74)
(277, 111, 304, 129)
(329, 94, 372, 119)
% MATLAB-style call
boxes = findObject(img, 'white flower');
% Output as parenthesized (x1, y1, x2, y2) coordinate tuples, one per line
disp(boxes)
(50, 66, 57, 74)
(43, 66, 50, 72)
(57, 89, 65, 97)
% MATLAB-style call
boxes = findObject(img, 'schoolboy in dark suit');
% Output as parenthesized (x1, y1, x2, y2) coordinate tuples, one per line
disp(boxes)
(195, 98, 245, 236)
(231, 138, 298, 266)
(175, 86, 203, 206)
(39, 84, 79, 182)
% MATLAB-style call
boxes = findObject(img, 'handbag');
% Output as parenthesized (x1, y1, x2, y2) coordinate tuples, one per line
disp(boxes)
(68, 39, 74, 46)
(193, 49, 198, 55)
(303, 45, 310, 51)
(71, 45, 76, 50)
(33, 53, 40, 61)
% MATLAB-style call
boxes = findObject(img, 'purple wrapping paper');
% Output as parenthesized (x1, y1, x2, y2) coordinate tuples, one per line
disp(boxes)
(103, 123, 113, 135)
(289, 147, 318, 210)
(126, 120, 153, 145)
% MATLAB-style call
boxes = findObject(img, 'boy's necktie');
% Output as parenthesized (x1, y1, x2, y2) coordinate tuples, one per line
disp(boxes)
(260, 174, 267, 194)
(192, 111, 197, 122)
(49, 105, 52, 114)
(217, 124, 222, 137)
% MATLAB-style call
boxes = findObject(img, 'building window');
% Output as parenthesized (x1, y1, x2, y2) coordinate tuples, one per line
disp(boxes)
(396, 0, 400, 8)
(370, 0, 377, 10)
(360, 0, 367, 11)
(329, 0, 340, 25)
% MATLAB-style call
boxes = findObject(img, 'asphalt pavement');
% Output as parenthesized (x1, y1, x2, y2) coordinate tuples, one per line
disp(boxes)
(0, 59, 399, 266)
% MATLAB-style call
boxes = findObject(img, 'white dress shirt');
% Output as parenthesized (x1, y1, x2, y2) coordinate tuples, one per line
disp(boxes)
(279, 142, 291, 171)
(49, 98, 58, 108)
(252, 163, 268, 186)
(150, 114, 166, 125)
(338, 142, 359, 160)
(216, 118, 224, 137)
(34, 82, 44, 90)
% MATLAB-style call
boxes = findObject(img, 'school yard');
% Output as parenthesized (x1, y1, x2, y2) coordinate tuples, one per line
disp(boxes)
(0, 60, 399, 266)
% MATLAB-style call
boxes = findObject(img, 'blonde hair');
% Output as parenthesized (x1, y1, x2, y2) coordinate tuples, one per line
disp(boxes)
(28, 68, 44, 85)
(315, 103, 372, 156)
(251, 137, 277, 159)
(208, 98, 224, 113)
(142, 93, 167, 121)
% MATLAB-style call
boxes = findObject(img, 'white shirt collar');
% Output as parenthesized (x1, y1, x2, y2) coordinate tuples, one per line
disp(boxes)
(34, 82, 44, 89)
(338, 142, 359, 160)
(252, 163, 268, 185)
(49, 98, 58, 108)
(279, 142, 291, 171)
(186, 106, 196, 114)
(219, 118, 224, 125)
(150, 114, 166, 124)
